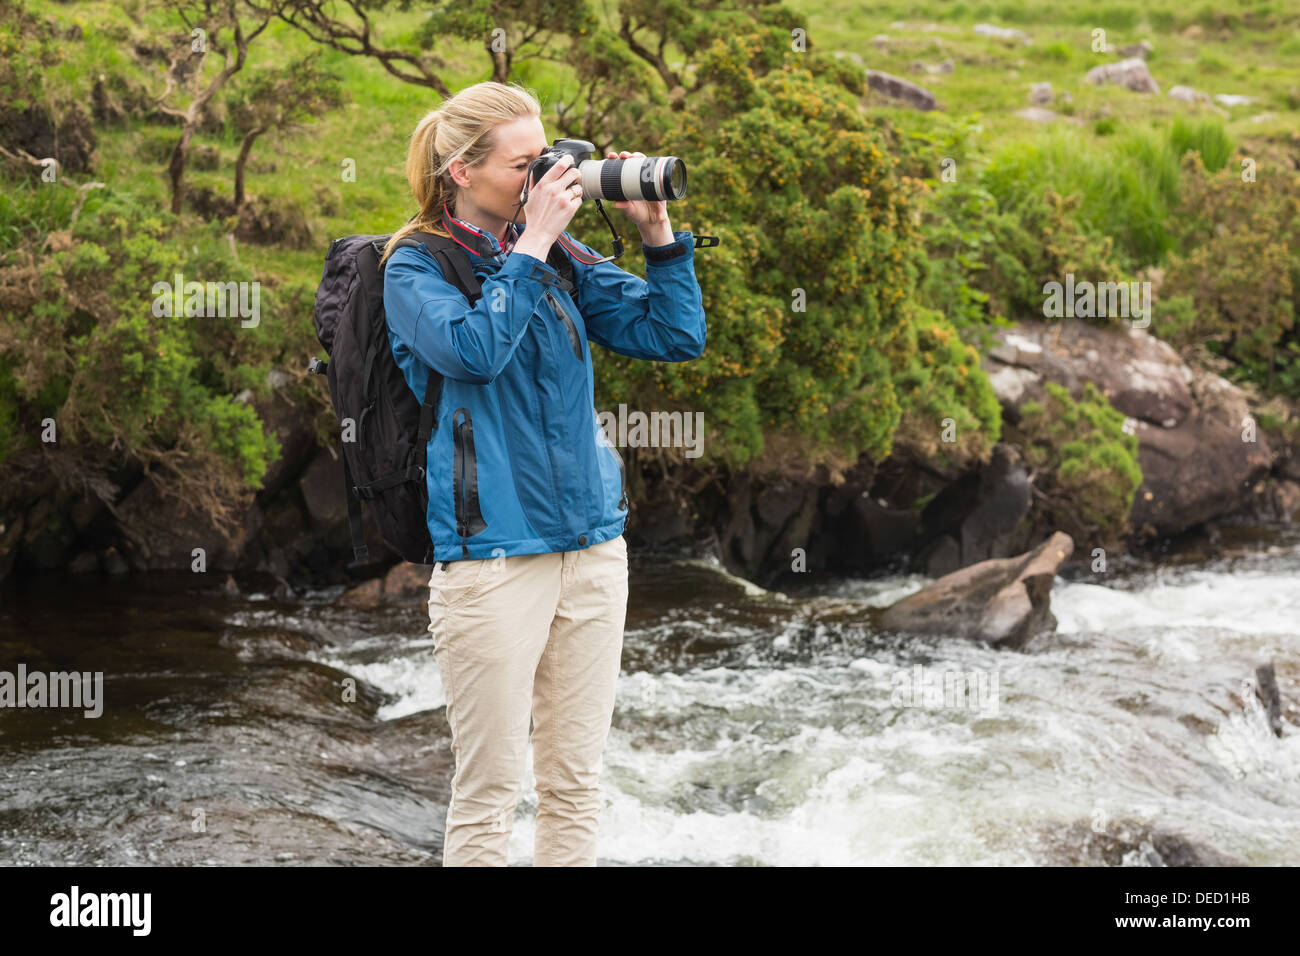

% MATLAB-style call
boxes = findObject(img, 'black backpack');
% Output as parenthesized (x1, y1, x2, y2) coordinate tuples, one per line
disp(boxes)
(309, 230, 576, 566)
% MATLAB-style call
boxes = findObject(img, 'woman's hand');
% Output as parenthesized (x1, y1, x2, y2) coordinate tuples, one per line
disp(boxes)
(513, 155, 584, 261)
(606, 150, 672, 245)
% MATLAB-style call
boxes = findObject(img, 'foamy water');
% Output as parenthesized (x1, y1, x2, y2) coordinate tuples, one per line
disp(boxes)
(303, 538, 1300, 865)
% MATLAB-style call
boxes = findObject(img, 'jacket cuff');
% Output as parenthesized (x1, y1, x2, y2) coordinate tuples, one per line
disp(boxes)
(643, 230, 694, 264)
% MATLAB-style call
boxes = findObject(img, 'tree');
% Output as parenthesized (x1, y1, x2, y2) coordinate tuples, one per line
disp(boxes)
(613, 0, 797, 102)
(226, 53, 346, 214)
(266, 0, 451, 93)
(151, 0, 285, 215)
(414, 0, 594, 84)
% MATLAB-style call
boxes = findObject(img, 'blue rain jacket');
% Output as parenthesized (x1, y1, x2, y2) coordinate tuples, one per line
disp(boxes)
(382, 214, 707, 561)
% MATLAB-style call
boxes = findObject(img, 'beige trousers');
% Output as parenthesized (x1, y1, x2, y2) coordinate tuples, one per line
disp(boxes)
(426, 534, 628, 866)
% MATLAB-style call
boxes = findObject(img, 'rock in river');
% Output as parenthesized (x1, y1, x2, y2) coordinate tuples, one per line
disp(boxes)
(880, 531, 1074, 649)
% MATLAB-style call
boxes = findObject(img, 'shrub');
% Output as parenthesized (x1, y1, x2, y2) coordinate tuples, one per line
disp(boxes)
(983, 127, 1183, 267)
(886, 306, 1003, 472)
(918, 179, 1128, 330)
(1013, 381, 1142, 548)
(0, 177, 319, 524)
(1158, 153, 1300, 397)
(592, 54, 948, 472)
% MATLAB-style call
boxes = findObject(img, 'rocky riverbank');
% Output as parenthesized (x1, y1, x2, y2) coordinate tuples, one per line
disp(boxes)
(3, 319, 1298, 592)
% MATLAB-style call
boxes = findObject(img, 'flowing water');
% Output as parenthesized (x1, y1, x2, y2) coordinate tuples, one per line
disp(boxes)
(2, 523, 1297, 866)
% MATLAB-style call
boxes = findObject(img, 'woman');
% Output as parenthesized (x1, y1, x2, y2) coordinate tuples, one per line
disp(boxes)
(381, 81, 707, 866)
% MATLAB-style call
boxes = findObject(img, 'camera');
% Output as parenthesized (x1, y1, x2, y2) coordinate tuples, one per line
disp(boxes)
(529, 138, 687, 203)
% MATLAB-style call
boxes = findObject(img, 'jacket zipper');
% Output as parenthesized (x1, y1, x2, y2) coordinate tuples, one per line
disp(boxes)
(609, 443, 628, 511)
(453, 410, 469, 559)
(546, 291, 583, 360)
(452, 407, 488, 558)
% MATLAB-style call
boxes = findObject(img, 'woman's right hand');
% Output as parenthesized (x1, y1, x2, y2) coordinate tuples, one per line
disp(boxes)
(514, 155, 583, 258)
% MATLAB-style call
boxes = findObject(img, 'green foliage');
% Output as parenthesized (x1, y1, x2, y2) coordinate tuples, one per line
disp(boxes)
(918, 179, 1128, 329)
(1033, 41, 1075, 64)
(884, 112, 987, 183)
(915, 118, 1236, 338)
(892, 116, 1107, 336)
(417, 0, 597, 52)
(1015, 381, 1142, 546)
(1167, 115, 1234, 174)
(0, 0, 60, 109)
(0, 177, 317, 504)
(983, 127, 1183, 268)
(225, 52, 347, 141)
(1195, 48, 1231, 73)
(590, 55, 997, 472)
(916, 180, 1018, 330)
(15, 0, 1284, 543)
(887, 307, 1003, 471)
(1073, 4, 1140, 28)
(0, 170, 80, 256)
(1157, 153, 1300, 397)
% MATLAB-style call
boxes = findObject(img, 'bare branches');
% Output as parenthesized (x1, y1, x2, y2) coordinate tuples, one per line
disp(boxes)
(149, 46, 201, 115)
(618, 12, 680, 92)
(268, 0, 451, 96)
(552, 82, 618, 153)
(66, 181, 107, 230)
(0, 142, 46, 170)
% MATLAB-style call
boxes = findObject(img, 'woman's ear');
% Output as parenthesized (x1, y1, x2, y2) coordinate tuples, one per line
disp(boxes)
(448, 157, 472, 190)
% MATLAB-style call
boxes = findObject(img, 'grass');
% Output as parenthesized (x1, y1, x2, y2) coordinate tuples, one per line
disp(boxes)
(18, 0, 1299, 304)
(0, 173, 79, 256)
(783, 0, 1299, 145)
(1168, 114, 1235, 171)
(777, 0, 1296, 267)
(980, 125, 1187, 265)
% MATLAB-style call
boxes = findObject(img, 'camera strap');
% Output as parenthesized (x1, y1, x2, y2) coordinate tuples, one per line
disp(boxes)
(557, 199, 623, 264)
(510, 172, 625, 265)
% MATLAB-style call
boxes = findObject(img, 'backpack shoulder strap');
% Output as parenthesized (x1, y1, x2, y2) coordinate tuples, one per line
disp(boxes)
(396, 231, 482, 306)
(384, 231, 452, 449)
(394, 229, 575, 300)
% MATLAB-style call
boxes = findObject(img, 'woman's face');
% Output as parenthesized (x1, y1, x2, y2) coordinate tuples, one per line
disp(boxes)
(449, 115, 548, 226)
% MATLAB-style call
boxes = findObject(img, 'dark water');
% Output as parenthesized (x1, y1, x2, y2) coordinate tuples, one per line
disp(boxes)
(2, 523, 1297, 865)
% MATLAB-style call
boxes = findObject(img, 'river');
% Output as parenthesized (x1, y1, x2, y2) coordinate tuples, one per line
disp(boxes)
(2, 521, 1296, 865)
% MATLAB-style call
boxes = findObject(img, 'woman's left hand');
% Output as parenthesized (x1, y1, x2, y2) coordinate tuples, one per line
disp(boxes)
(605, 150, 670, 230)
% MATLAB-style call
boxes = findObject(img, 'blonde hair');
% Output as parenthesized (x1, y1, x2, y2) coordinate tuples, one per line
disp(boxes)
(380, 81, 542, 267)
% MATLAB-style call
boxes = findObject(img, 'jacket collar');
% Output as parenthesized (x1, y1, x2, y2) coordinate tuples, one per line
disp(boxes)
(441, 204, 519, 259)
